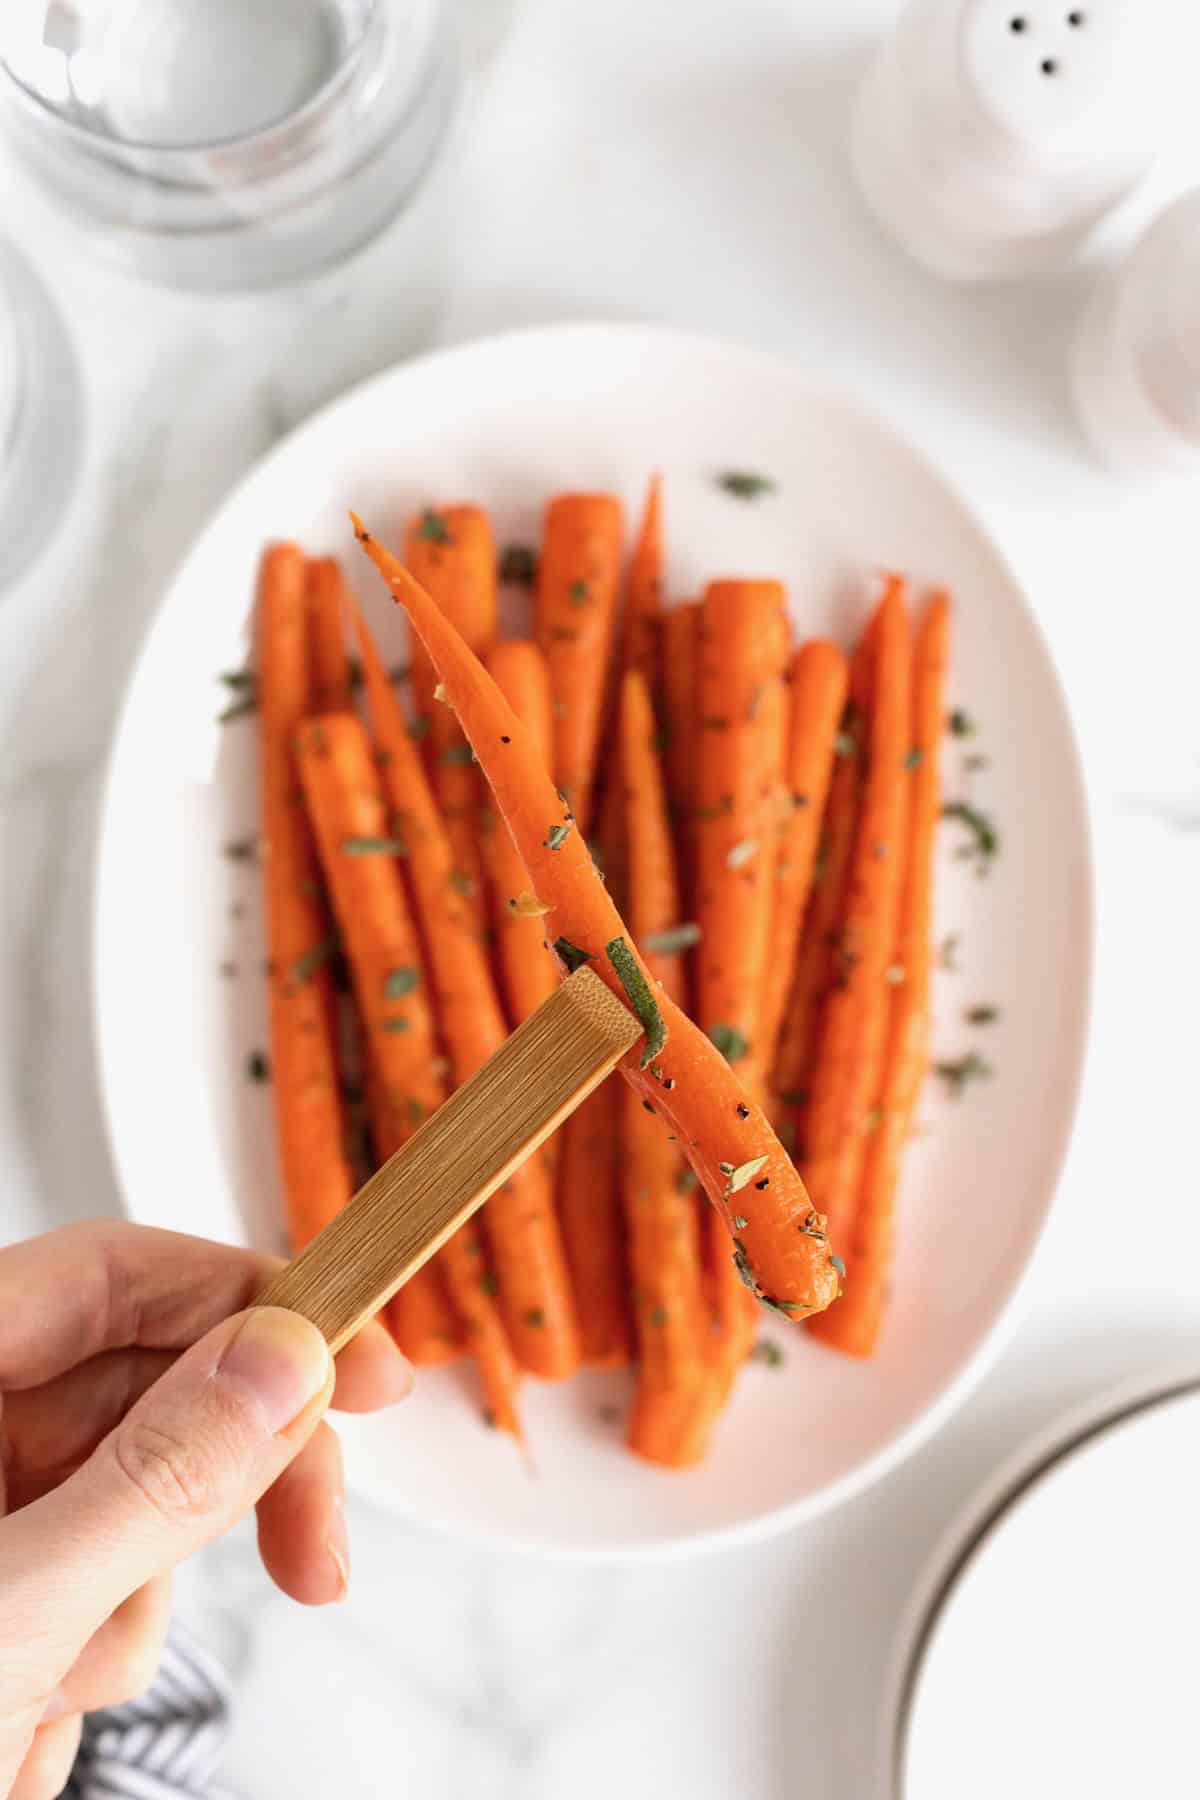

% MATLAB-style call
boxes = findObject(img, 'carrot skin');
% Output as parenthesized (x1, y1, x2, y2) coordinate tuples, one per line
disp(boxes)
(759, 641, 849, 1076)
(534, 493, 625, 837)
(306, 556, 355, 714)
(257, 543, 354, 1251)
(354, 521, 839, 1320)
(811, 591, 949, 1357)
(558, 1075, 631, 1366)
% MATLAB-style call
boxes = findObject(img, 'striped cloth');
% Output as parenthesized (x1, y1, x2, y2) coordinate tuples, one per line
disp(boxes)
(64, 1624, 238, 1800)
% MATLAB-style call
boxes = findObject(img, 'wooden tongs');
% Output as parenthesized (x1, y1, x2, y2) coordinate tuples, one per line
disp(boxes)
(257, 968, 640, 1350)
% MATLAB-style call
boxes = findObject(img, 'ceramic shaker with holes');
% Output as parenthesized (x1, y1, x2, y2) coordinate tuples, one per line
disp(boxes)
(852, 0, 1179, 280)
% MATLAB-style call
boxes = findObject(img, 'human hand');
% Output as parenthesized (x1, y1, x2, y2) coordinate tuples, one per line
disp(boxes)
(0, 1219, 412, 1799)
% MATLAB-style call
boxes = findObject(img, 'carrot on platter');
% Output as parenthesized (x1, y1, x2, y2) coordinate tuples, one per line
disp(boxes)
(354, 518, 840, 1320)
(811, 591, 948, 1357)
(798, 577, 913, 1249)
(693, 579, 791, 1090)
(759, 640, 849, 1077)
(256, 543, 354, 1251)
(534, 492, 624, 837)
(404, 504, 498, 910)
(353, 609, 579, 1381)
(306, 555, 355, 713)
(660, 600, 701, 885)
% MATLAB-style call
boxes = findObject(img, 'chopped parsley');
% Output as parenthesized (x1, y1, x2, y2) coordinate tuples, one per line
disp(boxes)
(716, 470, 775, 501)
(750, 1339, 785, 1367)
(384, 967, 419, 998)
(966, 1004, 1000, 1025)
(218, 695, 257, 724)
(440, 743, 476, 766)
(290, 937, 338, 985)
(605, 934, 666, 1068)
(224, 836, 258, 862)
(642, 922, 701, 956)
(544, 822, 572, 850)
(416, 509, 451, 543)
(449, 870, 475, 896)
(934, 1050, 993, 1097)
(707, 1023, 749, 1063)
(938, 933, 961, 972)
(674, 1167, 699, 1195)
(341, 836, 408, 856)
(553, 936, 593, 974)
(567, 578, 589, 606)
(948, 708, 976, 738)
(246, 1050, 270, 1083)
(942, 800, 999, 872)
(380, 1017, 411, 1034)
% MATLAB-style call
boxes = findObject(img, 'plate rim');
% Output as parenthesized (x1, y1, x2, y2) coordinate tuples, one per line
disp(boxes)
(90, 318, 1096, 1560)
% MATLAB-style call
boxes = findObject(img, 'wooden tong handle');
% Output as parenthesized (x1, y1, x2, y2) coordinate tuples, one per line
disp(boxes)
(256, 967, 641, 1351)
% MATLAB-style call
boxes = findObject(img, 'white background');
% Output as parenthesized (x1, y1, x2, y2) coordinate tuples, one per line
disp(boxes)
(3, 1, 1200, 1795)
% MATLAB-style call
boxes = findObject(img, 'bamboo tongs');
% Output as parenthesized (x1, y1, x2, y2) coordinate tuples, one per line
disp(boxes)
(256, 968, 640, 1350)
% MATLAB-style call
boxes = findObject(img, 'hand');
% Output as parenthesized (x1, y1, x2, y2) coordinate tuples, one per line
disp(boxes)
(0, 1219, 411, 1799)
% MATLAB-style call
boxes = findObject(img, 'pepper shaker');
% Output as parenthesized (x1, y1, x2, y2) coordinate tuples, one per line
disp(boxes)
(852, 0, 1177, 281)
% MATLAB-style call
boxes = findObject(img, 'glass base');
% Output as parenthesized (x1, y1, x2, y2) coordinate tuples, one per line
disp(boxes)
(0, 240, 82, 592)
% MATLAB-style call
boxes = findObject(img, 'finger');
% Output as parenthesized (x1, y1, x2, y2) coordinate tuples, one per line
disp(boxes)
(57, 1577, 172, 1715)
(0, 1308, 332, 1699)
(0, 1221, 279, 1388)
(2, 1327, 408, 1506)
(255, 1419, 349, 1605)
(9, 1714, 82, 1800)
(0, 1221, 411, 1406)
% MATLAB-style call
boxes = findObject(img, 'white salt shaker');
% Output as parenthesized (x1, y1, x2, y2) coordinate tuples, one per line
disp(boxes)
(1073, 188, 1200, 474)
(852, 0, 1176, 281)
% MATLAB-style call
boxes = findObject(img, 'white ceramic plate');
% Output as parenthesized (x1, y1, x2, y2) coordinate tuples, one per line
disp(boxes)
(94, 322, 1091, 1558)
(897, 1369, 1200, 1798)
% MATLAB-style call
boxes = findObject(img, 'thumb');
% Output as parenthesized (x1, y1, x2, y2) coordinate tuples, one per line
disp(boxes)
(0, 1308, 332, 1701)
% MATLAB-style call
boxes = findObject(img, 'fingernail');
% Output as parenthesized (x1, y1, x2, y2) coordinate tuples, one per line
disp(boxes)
(218, 1309, 332, 1434)
(327, 1495, 350, 1601)
(41, 1690, 69, 1723)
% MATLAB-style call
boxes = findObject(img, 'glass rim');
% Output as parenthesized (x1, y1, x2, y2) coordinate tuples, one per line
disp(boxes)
(0, 0, 381, 160)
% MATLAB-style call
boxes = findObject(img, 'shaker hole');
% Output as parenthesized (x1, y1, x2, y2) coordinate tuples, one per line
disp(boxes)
(1009, 16, 1028, 31)
(1040, 57, 1059, 73)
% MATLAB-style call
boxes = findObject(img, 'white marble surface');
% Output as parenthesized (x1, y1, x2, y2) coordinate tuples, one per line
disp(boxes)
(4, 2, 1200, 1795)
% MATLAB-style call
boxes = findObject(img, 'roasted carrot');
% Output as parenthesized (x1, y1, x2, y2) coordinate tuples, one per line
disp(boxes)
(404, 505, 498, 910)
(660, 600, 701, 879)
(799, 578, 912, 1248)
(812, 592, 948, 1357)
(306, 556, 354, 713)
(353, 609, 579, 1380)
(617, 668, 709, 1462)
(534, 493, 624, 837)
(759, 641, 849, 1076)
(483, 641, 560, 1028)
(619, 669, 687, 1006)
(558, 1078, 629, 1366)
(772, 666, 868, 1134)
(693, 580, 791, 1087)
(355, 520, 840, 1320)
(256, 543, 354, 1251)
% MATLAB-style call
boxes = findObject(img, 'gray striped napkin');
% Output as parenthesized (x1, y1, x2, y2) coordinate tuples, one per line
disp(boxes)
(65, 1623, 238, 1800)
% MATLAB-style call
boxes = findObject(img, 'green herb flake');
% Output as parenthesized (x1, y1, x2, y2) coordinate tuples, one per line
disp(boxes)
(935, 1050, 993, 1098)
(779, 1087, 809, 1108)
(381, 1017, 411, 1034)
(341, 836, 407, 857)
(707, 1023, 749, 1063)
(716, 470, 776, 501)
(406, 1098, 424, 1124)
(939, 933, 961, 972)
(449, 870, 475, 897)
(943, 801, 999, 872)
(224, 836, 258, 863)
(524, 1308, 546, 1328)
(595, 1403, 621, 1425)
(500, 543, 537, 586)
(553, 936, 594, 975)
(904, 747, 924, 769)
(567, 578, 590, 606)
(218, 695, 257, 724)
(480, 1270, 499, 1297)
(416, 508, 452, 544)
(544, 822, 572, 851)
(829, 1254, 847, 1278)
(643, 921, 701, 956)
(732, 1214, 749, 1230)
(440, 743, 476, 766)
(648, 1305, 668, 1328)
(966, 1004, 1000, 1025)
(834, 730, 858, 758)
(219, 667, 256, 692)
(727, 1154, 769, 1194)
(750, 1339, 785, 1367)
(409, 714, 431, 742)
(246, 1050, 270, 1083)
(674, 1167, 699, 1195)
(384, 967, 419, 999)
(604, 934, 667, 1068)
(948, 708, 976, 738)
(726, 837, 758, 871)
(291, 937, 338, 985)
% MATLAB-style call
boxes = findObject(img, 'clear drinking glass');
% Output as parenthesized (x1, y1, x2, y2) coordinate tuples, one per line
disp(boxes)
(0, 1, 459, 289)
(0, 239, 82, 591)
